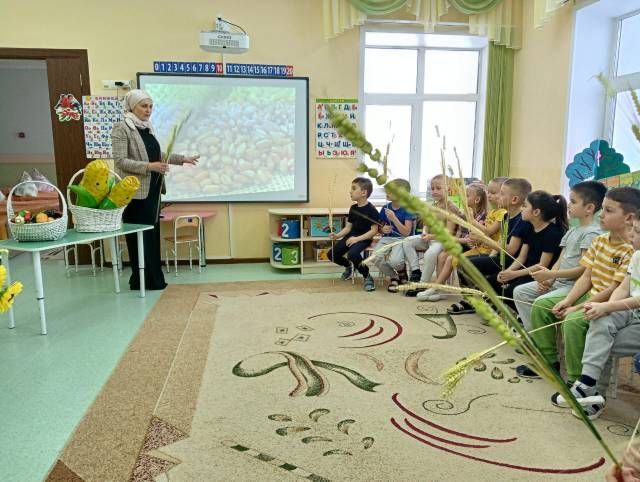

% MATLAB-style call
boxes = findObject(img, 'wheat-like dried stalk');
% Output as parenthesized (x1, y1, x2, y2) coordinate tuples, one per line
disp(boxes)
(326, 107, 621, 469)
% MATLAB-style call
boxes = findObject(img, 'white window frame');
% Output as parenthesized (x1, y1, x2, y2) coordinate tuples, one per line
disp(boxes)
(359, 25, 488, 199)
(603, 9, 640, 143)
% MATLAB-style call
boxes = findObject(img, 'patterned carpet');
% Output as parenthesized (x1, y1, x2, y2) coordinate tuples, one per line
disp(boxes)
(46, 280, 639, 481)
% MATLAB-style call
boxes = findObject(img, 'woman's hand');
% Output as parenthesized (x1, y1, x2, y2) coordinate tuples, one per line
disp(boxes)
(148, 162, 170, 174)
(182, 154, 199, 166)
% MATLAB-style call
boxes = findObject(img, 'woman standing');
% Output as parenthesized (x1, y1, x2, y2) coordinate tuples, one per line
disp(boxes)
(111, 89, 198, 290)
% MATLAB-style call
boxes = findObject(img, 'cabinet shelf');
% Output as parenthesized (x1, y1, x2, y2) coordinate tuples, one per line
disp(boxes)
(268, 208, 349, 274)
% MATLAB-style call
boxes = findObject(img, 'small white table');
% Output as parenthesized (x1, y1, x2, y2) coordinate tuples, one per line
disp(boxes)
(0, 223, 153, 335)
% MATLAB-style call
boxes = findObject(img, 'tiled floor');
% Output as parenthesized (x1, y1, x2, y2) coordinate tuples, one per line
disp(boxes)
(0, 253, 330, 481)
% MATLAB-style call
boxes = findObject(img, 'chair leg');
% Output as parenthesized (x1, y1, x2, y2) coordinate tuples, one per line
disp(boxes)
(610, 357, 620, 399)
(174, 245, 178, 276)
(73, 245, 79, 273)
(188, 242, 193, 271)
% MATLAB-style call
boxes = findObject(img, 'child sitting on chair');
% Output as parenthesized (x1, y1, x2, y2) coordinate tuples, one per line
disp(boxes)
(417, 182, 488, 301)
(370, 179, 417, 293)
(402, 174, 462, 296)
(328, 177, 380, 292)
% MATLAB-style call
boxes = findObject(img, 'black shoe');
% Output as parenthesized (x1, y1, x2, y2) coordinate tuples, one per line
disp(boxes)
(516, 361, 560, 379)
(515, 364, 541, 379)
(398, 269, 408, 284)
(404, 288, 425, 297)
(409, 269, 422, 282)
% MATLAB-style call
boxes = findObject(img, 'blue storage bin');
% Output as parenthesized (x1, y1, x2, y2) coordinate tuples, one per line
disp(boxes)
(272, 243, 283, 262)
(280, 219, 300, 239)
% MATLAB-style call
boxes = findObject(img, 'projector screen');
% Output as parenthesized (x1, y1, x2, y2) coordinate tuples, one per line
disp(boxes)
(137, 73, 309, 202)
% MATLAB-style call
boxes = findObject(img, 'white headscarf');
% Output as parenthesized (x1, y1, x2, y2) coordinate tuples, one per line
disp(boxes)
(123, 89, 154, 133)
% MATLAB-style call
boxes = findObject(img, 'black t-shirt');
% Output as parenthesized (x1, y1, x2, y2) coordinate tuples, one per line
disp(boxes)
(348, 202, 380, 237)
(522, 222, 564, 267)
(505, 212, 532, 244)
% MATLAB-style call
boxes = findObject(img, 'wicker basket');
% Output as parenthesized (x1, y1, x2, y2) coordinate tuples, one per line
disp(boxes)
(67, 169, 126, 233)
(7, 181, 68, 242)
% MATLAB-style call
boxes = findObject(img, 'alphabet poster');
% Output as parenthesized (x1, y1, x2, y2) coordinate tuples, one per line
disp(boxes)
(82, 96, 125, 158)
(315, 98, 358, 159)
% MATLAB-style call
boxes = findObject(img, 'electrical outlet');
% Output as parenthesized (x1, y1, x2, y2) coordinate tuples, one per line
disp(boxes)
(102, 80, 132, 90)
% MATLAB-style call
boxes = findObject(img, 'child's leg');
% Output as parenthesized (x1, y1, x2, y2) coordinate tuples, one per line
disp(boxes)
(501, 276, 533, 309)
(433, 254, 455, 285)
(436, 250, 447, 277)
(529, 293, 566, 365)
(347, 240, 375, 277)
(514, 283, 570, 331)
(402, 235, 427, 272)
(581, 310, 637, 382)
(596, 322, 640, 394)
(458, 255, 501, 287)
(420, 241, 443, 283)
(328, 238, 350, 268)
(372, 237, 397, 278)
(561, 299, 592, 382)
(386, 243, 406, 275)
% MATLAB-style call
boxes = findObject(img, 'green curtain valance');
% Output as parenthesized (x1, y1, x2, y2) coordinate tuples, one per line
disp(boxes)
(348, 0, 409, 15)
(447, 0, 504, 14)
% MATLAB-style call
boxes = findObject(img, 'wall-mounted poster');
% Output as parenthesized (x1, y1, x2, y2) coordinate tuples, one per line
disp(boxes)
(54, 94, 82, 122)
(315, 98, 358, 159)
(82, 96, 124, 158)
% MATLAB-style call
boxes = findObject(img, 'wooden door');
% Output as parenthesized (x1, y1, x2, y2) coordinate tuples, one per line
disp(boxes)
(0, 49, 91, 261)
(46, 56, 90, 189)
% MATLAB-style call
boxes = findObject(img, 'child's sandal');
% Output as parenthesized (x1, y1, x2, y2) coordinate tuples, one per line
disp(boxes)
(387, 279, 400, 293)
(447, 300, 475, 315)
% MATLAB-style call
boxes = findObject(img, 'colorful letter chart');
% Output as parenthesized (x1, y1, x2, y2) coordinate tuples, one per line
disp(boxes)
(315, 98, 358, 159)
(82, 96, 125, 158)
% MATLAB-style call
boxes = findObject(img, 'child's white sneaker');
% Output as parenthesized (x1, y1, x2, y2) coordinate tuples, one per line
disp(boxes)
(416, 288, 437, 301)
(551, 380, 604, 408)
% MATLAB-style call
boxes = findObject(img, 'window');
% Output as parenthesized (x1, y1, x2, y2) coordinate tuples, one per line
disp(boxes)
(360, 29, 488, 196)
(606, 10, 640, 168)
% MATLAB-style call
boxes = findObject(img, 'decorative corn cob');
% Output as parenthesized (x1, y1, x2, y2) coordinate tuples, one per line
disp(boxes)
(69, 160, 111, 208)
(98, 176, 140, 209)
(80, 160, 110, 203)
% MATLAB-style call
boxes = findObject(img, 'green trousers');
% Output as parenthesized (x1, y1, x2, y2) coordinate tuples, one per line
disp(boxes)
(529, 292, 590, 381)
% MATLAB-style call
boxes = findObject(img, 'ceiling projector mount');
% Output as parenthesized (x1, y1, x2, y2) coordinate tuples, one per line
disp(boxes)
(200, 15, 249, 54)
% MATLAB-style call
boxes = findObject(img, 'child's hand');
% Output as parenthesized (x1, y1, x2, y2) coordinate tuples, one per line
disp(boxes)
(382, 225, 392, 234)
(552, 299, 571, 318)
(384, 208, 397, 221)
(562, 305, 581, 318)
(605, 445, 640, 482)
(497, 270, 516, 283)
(421, 233, 434, 242)
(536, 282, 551, 294)
(531, 266, 551, 282)
(584, 302, 609, 321)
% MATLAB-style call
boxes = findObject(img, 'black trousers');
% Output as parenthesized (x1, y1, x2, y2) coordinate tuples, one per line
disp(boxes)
(328, 237, 371, 276)
(122, 175, 167, 290)
(463, 254, 532, 308)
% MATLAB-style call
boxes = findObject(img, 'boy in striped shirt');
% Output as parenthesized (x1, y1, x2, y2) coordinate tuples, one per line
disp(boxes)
(524, 188, 640, 399)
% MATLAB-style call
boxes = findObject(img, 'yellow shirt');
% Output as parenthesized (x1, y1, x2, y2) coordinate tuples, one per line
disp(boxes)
(486, 208, 507, 242)
(580, 232, 634, 295)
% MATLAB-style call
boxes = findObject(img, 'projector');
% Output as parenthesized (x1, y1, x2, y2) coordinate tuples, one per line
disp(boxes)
(199, 30, 249, 54)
